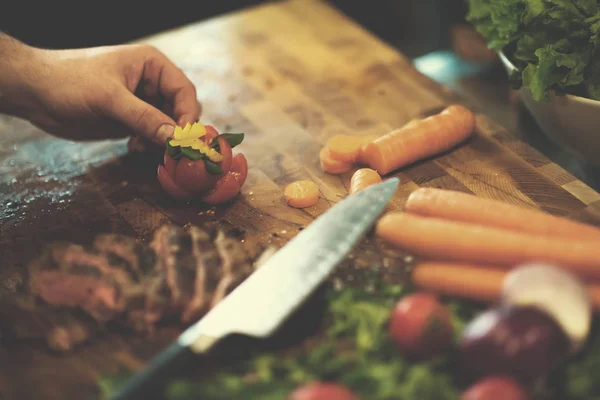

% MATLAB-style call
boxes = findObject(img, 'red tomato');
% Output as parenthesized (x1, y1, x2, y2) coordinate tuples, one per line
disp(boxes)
(201, 172, 242, 205)
(174, 158, 219, 195)
(216, 136, 233, 177)
(231, 153, 249, 186)
(461, 376, 529, 400)
(205, 125, 219, 141)
(389, 292, 453, 358)
(157, 165, 193, 200)
(288, 382, 359, 400)
(163, 152, 178, 180)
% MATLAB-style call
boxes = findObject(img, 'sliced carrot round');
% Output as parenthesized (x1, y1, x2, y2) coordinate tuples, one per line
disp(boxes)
(326, 135, 379, 162)
(284, 180, 319, 208)
(349, 168, 382, 195)
(320, 147, 353, 174)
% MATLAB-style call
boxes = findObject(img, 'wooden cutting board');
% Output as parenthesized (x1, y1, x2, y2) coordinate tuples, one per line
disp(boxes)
(2, 0, 600, 398)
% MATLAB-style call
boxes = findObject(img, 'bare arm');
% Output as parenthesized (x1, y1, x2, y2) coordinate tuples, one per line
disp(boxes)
(0, 32, 201, 144)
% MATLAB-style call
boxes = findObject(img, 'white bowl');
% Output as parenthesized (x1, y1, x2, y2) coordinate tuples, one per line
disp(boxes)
(499, 51, 600, 166)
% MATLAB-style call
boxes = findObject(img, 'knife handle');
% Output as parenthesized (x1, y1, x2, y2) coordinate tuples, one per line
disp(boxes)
(110, 342, 197, 400)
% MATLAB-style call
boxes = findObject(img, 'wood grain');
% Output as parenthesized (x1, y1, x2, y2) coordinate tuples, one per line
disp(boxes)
(1, 0, 600, 398)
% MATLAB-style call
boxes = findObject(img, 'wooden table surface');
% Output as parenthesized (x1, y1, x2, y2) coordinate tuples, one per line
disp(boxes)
(3, 0, 600, 398)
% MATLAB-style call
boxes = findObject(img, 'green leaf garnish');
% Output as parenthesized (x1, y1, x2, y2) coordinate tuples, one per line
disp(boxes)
(166, 137, 181, 158)
(211, 133, 245, 152)
(180, 147, 205, 161)
(205, 160, 223, 175)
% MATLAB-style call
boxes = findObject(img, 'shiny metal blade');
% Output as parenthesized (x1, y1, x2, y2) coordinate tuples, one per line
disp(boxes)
(179, 177, 399, 348)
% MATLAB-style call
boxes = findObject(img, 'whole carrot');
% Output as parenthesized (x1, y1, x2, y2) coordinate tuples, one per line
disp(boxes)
(349, 168, 382, 195)
(361, 105, 475, 175)
(376, 212, 600, 279)
(405, 187, 600, 241)
(412, 261, 600, 312)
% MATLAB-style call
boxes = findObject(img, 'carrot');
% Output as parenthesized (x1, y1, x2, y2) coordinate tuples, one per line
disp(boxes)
(319, 147, 353, 174)
(284, 180, 320, 208)
(357, 120, 420, 165)
(412, 262, 506, 303)
(412, 261, 600, 311)
(326, 135, 379, 163)
(405, 188, 600, 241)
(376, 211, 600, 279)
(349, 168, 382, 195)
(361, 105, 475, 175)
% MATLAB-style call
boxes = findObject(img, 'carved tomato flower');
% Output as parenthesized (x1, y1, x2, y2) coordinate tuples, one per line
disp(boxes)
(156, 122, 248, 204)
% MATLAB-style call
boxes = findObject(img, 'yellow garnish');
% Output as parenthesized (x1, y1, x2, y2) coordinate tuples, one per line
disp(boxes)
(189, 122, 206, 137)
(173, 122, 206, 141)
(169, 121, 223, 162)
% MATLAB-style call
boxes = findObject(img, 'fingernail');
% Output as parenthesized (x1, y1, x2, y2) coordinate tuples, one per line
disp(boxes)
(156, 124, 174, 144)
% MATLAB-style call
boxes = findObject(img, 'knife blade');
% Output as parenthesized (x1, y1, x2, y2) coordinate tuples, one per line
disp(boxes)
(111, 177, 399, 400)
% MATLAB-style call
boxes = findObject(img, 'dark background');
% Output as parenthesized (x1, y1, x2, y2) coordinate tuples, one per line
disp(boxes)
(0, 0, 468, 59)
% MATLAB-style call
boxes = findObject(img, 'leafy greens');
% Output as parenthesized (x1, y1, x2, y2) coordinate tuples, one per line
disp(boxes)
(467, 0, 600, 101)
(98, 274, 600, 399)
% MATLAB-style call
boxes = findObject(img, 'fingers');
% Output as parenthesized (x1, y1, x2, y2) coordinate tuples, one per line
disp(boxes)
(141, 51, 201, 126)
(104, 87, 176, 145)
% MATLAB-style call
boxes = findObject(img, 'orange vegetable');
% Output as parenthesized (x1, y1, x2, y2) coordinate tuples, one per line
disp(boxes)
(284, 180, 319, 208)
(319, 147, 353, 174)
(412, 262, 506, 303)
(326, 135, 379, 163)
(357, 120, 419, 165)
(412, 261, 600, 311)
(362, 105, 475, 175)
(349, 168, 382, 195)
(406, 188, 600, 241)
(376, 212, 600, 279)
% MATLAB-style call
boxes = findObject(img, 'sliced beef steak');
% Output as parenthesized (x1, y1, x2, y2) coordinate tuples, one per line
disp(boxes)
(181, 225, 223, 323)
(150, 225, 198, 314)
(18, 223, 264, 351)
(211, 229, 255, 307)
(28, 243, 129, 322)
(93, 234, 157, 281)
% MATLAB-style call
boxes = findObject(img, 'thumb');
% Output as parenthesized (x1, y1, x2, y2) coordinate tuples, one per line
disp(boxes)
(105, 89, 176, 145)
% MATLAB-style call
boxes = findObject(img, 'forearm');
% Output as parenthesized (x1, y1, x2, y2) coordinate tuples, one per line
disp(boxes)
(0, 33, 46, 118)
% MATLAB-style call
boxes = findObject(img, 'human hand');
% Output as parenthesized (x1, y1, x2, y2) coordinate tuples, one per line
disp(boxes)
(12, 42, 201, 145)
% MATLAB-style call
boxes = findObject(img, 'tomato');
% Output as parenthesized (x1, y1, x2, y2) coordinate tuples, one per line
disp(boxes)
(174, 158, 219, 195)
(288, 382, 359, 400)
(231, 153, 249, 186)
(389, 292, 453, 359)
(205, 125, 219, 141)
(163, 152, 178, 180)
(461, 376, 529, 400)
(157, 165, 193, 200)
(216, 136, 233, 177)
(201, 172, 241, 205)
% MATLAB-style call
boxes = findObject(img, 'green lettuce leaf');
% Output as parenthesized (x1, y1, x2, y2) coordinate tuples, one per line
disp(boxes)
(467, 0, 600, 101)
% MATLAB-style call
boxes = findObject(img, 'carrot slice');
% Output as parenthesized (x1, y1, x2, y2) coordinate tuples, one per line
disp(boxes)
(411, 261, 600, 311)
(349, 168, 382, 195)
(405, 188, 600, 241)
(284, 180, 319, 208)
(362, 105, 475, 175)
(376, 211, 600, 280)
(326, 135, 379, 163)
(319, 147, 353, 174)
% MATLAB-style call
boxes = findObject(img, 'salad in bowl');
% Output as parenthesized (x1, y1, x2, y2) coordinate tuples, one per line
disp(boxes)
(467, 0, 600, 165)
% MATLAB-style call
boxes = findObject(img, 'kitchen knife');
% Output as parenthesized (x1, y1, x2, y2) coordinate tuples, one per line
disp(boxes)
(111, 177, 399, 400)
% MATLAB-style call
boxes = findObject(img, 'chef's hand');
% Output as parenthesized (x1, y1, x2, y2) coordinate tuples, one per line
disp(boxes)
(0, 33, 201, 145)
